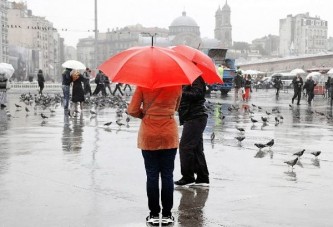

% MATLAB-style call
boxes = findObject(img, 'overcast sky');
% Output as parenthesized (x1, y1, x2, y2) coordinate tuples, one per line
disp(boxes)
(24, 0, 333, 47)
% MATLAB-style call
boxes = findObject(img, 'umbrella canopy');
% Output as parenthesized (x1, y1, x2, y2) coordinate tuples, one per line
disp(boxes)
(0, 63, 15, 79)
(327, 68, 333, 74)
(171, 45, 223, 84)
(62, 60, 86, 70)
(306, 72, 321, 82)
(290, 68, 306, 74)
(98, 46, 202, 89)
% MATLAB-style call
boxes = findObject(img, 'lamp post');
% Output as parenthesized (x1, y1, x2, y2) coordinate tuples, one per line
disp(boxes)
(94, 0, 98, 70)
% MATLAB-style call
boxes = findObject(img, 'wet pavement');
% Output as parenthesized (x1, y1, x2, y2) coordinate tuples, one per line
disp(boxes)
(1, 88, 333, 227)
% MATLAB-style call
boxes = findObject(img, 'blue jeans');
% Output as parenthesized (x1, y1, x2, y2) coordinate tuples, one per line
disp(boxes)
(142, 149, 177, 216)
(62, 85, 70, 110)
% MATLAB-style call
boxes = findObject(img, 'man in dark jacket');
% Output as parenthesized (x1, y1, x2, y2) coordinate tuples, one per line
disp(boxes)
(92, 70, 106, 96)
(175, 76, 209, 187)
(233, 70, 243, 100)
(273, 76, 283, 96)
(303, 76, 317, 105)
(37, 69, 45, 95)
(62, 68, 72, 114)
(82, 68, 92, 97)
(291, 74, 303, 105)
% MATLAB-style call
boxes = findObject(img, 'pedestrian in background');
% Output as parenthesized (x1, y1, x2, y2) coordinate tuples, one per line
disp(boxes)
(92, 70, 106, 96)
(62, 68, 72, 114)
(273, 76, 283, 97)
(0, 73, 9, 109)
(242, 74, 252, 101)
(325, 76, 331, 98)
(175, 76, 209, 187)
(233, 70, 243, 100)
(104, 74, 112, 95)
(123, 83, 132, 92)
(70, 70, 85, 116)
(303, 76, 317, 105)
(113, 83, 124, 96)
(127, 85, 182, 226)
(37, 69, 45, 95)
(291, 74, 303, 105)
(82, 68, 92, 97)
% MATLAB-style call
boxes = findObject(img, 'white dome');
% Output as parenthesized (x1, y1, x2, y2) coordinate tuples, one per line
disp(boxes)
(170, 11, 198, 27)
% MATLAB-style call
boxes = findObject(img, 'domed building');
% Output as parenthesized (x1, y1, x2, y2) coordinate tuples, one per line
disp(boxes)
(169, 11, 202, 48)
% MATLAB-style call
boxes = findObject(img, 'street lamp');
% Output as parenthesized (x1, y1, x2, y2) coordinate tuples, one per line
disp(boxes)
(94, 0, 98, 70)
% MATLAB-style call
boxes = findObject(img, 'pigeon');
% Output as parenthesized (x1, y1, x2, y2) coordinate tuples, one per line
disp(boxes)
(15, 104, 22, 108)
(104, 122, 112, 126)
(40, 113, 48, 119)
(266, 139, 274, 147)
(25, 107, 30, 112)
(236, 126, 245, 132)
(284, 157, 299, 168)
(293, 149, 305, 157)
(235, 136, 245, 142)
(210, 132, 215, 142)
(116, 119, 125, 127)
(311, 151, 321, 157)
(258, 106, 262, 110)
(250, 118, 258, 124)
(251, 104, 257, 108)
(254, 143, 267, 150)
(266, 111, 271, 115)
(274, 116, 280, 123)
(126, 116, 130, 123)
(261, 116, 268, 123)
(90, 110, 97, 115)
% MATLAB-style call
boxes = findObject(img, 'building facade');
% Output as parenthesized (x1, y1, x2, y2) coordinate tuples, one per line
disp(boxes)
(279, 13, 328, 56)
(7, 2, 62, 81)
(0, 0, 9, 63)
(77, 11, 220, 70)
(252, 35, 280, 57)
(214, 1, 232, 48)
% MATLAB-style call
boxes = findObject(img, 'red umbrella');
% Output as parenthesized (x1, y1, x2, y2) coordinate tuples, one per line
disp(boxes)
(98, 46, 202, 89)
(171, 45, 223, 84)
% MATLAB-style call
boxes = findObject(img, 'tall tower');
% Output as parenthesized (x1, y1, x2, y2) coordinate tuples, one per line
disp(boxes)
(214, 1, 232, 48)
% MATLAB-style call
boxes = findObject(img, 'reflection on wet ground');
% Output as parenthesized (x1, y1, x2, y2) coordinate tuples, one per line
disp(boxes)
(1, 89, 333, 226)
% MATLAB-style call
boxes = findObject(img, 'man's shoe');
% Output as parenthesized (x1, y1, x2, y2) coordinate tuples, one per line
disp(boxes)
(292, 98, 294, 104)
(297, 103, 300, 105)
(174, 178, 195, 186)
(161, 215, 174, 226)
(146, 214, 159, 225)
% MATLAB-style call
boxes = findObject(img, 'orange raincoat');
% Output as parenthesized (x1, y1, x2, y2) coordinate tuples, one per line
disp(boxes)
(127, 86, 182, 150)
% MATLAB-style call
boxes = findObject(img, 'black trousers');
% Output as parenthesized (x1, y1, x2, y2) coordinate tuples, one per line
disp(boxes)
(112, 84, 124, 96)
(307, 91, 314, 103)
(292, 89, 302, 104)
(179, 116, 209, 182)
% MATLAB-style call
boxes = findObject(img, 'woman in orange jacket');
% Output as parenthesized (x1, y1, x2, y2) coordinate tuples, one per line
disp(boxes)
(127, 85, 182, 225)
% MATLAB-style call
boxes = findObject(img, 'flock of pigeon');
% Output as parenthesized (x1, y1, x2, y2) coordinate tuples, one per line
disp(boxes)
(205, 100, 324, 171)
(4, 92, 131, 129)
(2, 92, 326, 172)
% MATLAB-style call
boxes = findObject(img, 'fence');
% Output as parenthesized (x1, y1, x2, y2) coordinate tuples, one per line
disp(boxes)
(8, 82, 97, 93)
